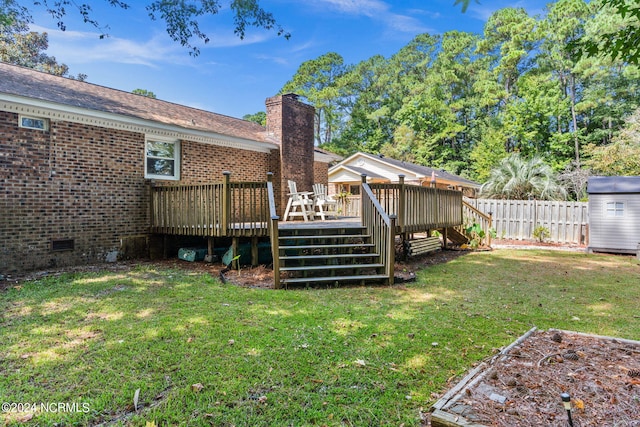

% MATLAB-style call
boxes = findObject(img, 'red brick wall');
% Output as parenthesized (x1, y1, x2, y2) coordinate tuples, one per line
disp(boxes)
(179, 141, 275, 184)
(1, 92, 320, 273)
(0, 112, 281, 274)
(313, 161, 329, 186)
(0, 111, 148, 273)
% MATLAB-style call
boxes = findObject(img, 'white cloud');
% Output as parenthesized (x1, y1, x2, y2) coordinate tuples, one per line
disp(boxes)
(313, 0, 430, 34)
(31, 23, 273, 68)
(31, 24, 188, 67)
(254, 53, 290, 66)
(385, 13, 432, 34)
(318, 0, 388, 17)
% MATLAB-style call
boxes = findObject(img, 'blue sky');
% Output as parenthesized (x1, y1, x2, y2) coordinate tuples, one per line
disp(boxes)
(30, 0, 549, 119)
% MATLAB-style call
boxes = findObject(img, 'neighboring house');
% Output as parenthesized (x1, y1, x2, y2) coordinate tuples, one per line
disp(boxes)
(329, 152, 480, 197)
(587, 176, 640, 254)
(0, 62, 330, 273)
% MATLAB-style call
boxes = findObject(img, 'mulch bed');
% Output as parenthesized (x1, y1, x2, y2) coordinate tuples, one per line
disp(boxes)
(430, 328, 640, 427)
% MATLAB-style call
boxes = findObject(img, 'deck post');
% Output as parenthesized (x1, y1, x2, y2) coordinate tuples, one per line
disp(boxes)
(267, 172, 282, 289)
(388, 214, 396, 286)
(207, 237, 214, 262)
(442, 227, 448, 250)
(222, 171, 231, 235)
(147, 180, 154, 234)
(271, 217, 281, 289)
(398, 174, 406, 255)
(163, 235, 168, 259)
(360, 174, 367, 222)
(487, 211, 493, 248)
(398, 175, 405, 233)
(251, 236, 259, 267)
(231, 237, 239, 270)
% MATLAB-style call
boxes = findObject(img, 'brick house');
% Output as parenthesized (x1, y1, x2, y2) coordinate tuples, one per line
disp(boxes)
(0, 62, 333, 274)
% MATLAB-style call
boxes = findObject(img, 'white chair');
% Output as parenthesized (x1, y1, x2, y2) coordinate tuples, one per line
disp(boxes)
(283, 180, 315, 222)
(312, 183, 338, 220)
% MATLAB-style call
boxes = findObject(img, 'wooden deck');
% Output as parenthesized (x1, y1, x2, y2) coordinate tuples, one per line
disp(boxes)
(150, 174, 490, 287)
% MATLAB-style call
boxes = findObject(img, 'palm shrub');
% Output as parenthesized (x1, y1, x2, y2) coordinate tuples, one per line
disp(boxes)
(480, 153, 567, 200)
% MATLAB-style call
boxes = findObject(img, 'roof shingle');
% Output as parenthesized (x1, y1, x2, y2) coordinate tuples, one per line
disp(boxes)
(0, 62, 276, 145)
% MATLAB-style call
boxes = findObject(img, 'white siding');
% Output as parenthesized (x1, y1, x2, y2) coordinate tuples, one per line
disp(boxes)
(588, 194, 640, 253)
(330, 169, 361, 183)
(352, 157, 419, 182)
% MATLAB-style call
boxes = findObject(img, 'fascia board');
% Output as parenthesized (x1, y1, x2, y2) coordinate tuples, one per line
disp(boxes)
(0, 93, 277, 153)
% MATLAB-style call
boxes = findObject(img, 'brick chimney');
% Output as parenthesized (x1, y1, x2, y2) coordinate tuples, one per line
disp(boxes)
(265, 94, 315, 214)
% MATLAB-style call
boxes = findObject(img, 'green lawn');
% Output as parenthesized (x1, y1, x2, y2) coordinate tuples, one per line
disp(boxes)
(1, 250, 638, 426)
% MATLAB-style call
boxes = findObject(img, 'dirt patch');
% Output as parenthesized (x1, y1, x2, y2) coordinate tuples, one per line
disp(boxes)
(430, 329, 640, 427)
(1, 248, 469, 291)
(0, 239, 593, 291)
(492, 238, 587, 252)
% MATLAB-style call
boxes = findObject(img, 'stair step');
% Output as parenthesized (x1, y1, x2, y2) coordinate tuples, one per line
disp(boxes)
(281, 274, 389, 285)
(279, 243, 375, 251)
(280, 263, 383, 272)
(279, 234, 369, 240)
(280, 253, 378, 260)
(279, 225, 366, 230)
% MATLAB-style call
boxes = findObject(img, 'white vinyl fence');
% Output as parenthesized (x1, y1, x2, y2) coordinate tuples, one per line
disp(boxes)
(464, 198, 589, 244)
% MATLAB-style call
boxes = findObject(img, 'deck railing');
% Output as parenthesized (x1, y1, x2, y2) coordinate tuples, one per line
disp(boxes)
(150, 172, 270, 237)
(370, 175, 463, 234)
(361, 176, 396, 285)
(266, 173, 282, 289)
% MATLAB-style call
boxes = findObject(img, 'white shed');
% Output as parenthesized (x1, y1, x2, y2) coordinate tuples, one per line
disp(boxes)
(587, 176, 640, 254)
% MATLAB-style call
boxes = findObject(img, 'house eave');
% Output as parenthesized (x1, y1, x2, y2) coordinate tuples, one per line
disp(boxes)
(1, 94, 277, 154)
(314, 151, 339, 163)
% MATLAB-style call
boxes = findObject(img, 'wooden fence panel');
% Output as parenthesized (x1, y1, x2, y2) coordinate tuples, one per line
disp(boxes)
(465, 198, 588, 244)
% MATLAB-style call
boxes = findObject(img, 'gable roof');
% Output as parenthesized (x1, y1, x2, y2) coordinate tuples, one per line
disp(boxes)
(330, 152, 480, 188)
(587, 176, 640, 194)
(0, 62, 278, 150)
(331, 164, 387, 180)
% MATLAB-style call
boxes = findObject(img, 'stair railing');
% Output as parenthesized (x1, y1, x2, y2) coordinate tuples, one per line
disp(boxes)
(266, 173, 282, 289)
(361, 175, 396, 285)
(458, 200, 493, 247)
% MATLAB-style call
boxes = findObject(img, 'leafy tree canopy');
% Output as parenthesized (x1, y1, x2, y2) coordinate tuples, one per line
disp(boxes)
(0, 0, 289, 56)
(0, 13, 85, 79)
(572, 0, 640, 64)
(456, 0, 640, 64)
(132, 89, 156, 98)
(583, 108, 640, 175)
(243, 111, 266, 126)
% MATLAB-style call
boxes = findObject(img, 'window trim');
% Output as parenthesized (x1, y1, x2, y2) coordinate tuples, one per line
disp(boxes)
(144, 137, 181, 181)
(605, 201, 625, 218)
(19, 114, 49, 131)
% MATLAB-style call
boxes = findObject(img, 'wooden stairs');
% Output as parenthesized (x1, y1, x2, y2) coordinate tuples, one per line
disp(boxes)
(446, 227, 470, 246)
(276, 225, 389, 288)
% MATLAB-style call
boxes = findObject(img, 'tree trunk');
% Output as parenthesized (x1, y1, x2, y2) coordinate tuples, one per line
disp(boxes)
(569, 74, 580, 166)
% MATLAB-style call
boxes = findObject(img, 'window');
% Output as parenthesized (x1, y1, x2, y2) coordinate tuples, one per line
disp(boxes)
(349, 184, 360, 195)
(145, 139, 180, 180)
(605, 201, 624, 217)
(19, 115, 48, 131)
